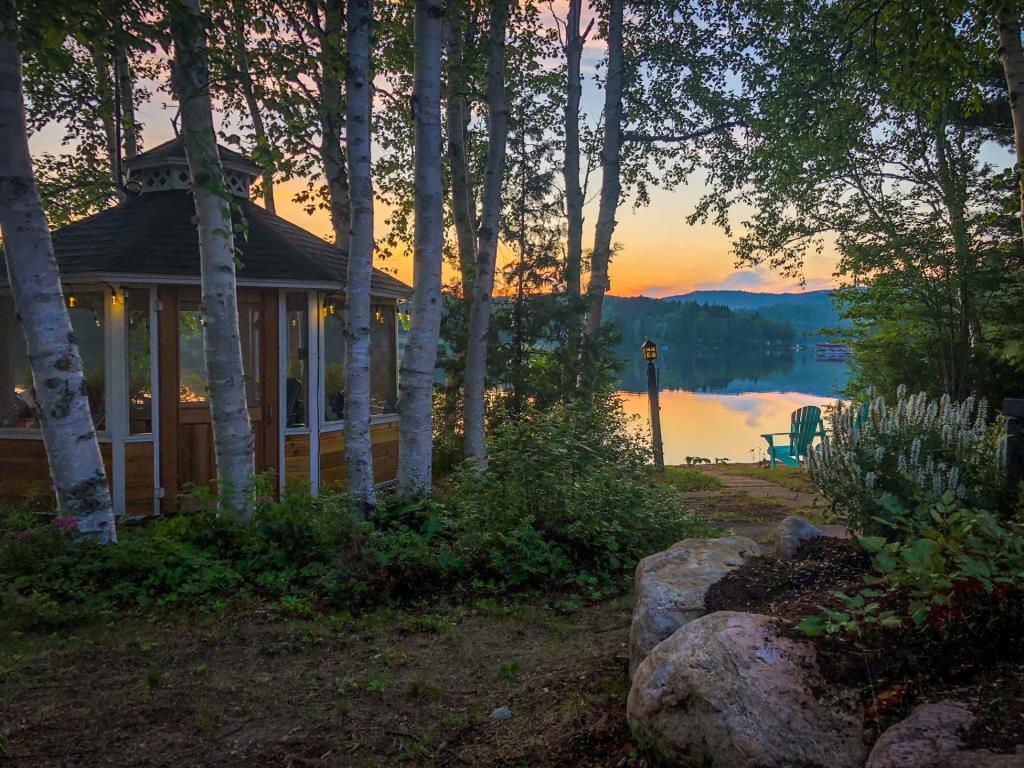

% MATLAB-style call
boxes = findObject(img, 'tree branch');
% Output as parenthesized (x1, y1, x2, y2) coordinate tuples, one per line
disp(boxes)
(621, 120, 746, 143)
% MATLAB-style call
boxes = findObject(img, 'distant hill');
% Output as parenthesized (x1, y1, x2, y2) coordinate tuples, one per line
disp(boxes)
(662, 289, 845, 339)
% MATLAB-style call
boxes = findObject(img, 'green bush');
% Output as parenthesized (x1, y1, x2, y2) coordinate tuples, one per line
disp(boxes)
(799, 492, 1024, 637)
(0, 397, 712, 632)
(810, 388, 1011, 536)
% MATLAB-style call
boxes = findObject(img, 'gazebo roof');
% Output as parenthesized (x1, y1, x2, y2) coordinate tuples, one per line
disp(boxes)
(128, 137, 263, 177)
(26, 190, 409, 296)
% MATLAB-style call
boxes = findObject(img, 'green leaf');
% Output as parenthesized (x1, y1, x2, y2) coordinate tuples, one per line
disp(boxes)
(797, 615, 828, 637)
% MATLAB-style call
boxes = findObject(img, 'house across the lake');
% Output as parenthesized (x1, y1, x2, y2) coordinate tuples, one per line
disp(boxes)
(0, 138, 411, 516)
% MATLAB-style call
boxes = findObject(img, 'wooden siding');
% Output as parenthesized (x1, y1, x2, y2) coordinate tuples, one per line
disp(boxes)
(319, 419, 399, 491)
(0, 438, 155, 516)
(284, 433, 311, 487)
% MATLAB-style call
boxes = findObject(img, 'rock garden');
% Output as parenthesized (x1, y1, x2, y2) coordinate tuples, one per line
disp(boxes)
(626, 392, 1024, 767)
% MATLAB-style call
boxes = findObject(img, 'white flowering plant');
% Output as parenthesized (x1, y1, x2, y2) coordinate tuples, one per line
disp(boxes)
(809, 387, 1011, 536)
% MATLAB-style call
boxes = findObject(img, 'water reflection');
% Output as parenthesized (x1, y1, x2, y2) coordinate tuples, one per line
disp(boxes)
(617, 349, 849, 464)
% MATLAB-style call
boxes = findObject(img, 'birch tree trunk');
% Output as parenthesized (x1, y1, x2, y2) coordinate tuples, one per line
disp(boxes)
(115, 45, 139, 159)
(0, 37, 116, 541)
(445, 0, 476, 295)
(398, 0, 444, 498)
(344, 0, 376, 513)
(170, 0, 255, 516)
(563, 0, 586, 301)
(462, 0, 511, 467)
(319, 0, 351, 252)
(229, 0, 276, 214)
(584, 0, 624, 338)
(997, 5, 1024, 243)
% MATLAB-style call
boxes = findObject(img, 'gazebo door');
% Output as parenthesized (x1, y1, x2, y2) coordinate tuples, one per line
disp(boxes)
(159, 286, 278, 507)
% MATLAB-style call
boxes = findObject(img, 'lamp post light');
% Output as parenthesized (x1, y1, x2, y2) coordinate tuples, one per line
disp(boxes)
(642, 337, 665, 470)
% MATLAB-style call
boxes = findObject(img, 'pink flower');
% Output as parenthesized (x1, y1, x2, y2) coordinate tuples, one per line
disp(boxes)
(15, 530, 33, 542)
(50, 517, 79, 531)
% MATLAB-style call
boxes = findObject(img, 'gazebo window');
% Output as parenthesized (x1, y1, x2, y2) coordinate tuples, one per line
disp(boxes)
(0, 291, 106, 431)
(370, 303, 397, 416)
(178, 304, 261, 404)
(125, 290, 152, 434)
(284, 293, 309, 428)
(322, 296, 345, 422)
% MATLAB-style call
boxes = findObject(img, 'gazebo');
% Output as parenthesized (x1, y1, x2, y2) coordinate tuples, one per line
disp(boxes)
(0, 138, 410, 516)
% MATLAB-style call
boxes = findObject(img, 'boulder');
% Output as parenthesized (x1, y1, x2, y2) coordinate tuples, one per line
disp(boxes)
(867, 700, 1024, 768)
(769, 515, 827, 560)
(628, 536, 760, 676)
(627, 611, 866, 768)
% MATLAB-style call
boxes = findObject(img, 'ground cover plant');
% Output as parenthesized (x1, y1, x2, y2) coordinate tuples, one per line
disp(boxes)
(0, 396, 714, 634)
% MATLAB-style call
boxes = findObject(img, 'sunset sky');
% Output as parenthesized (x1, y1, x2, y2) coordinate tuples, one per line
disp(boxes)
(27, 3, 840, 298)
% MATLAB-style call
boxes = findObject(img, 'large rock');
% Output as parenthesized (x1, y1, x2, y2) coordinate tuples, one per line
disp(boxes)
(867, 700, 1024, 768)
(628, 611, 866, 768)
(768, 515, 827, 560)
(628, 536, 760, 676)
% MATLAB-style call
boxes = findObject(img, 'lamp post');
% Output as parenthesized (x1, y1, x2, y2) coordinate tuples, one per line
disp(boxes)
(642, 337, 665, 470)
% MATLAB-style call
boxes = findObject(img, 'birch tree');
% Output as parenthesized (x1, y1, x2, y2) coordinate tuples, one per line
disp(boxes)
(0, 23, 116, 541)
(997, 3, 1024, 242)
(446, 0, 477, 294)
(462, 0, 510, 466)
(344, 0, 375, 512)
(583, 0, 622, 339)
(170, 0, 255, 515)
(397, 0, 444, 498)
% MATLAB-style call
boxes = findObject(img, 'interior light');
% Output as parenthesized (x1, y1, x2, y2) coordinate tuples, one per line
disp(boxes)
(66, 293, 77, 309)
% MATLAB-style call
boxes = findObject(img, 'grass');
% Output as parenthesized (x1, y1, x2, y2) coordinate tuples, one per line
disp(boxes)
(656, 466, 723, 493)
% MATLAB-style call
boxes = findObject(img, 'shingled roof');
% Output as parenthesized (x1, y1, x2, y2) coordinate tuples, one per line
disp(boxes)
(2, 190, 409, 296)
(128, 137, 263, 175)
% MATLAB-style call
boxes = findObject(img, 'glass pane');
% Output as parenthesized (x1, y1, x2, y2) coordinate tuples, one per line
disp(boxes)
(323, 296, 345, 422)
(370, 303, 397, 416)
(0, 295, 34, 429)
(71, 292, 107, 430)
(0, 292, 106, 430)
(178, 309, 207, 403)
(285, 293, 309, 428)
(179, 303, 261, 406)
(126, 290, 152, 434)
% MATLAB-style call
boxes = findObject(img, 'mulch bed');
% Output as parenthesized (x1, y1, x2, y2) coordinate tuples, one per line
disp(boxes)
(704, 537, 1024, 751)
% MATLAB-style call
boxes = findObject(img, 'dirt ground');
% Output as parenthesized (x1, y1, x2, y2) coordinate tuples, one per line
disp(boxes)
(1, 598, 648, 768)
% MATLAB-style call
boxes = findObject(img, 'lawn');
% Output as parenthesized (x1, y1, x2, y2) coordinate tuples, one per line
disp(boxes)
(717, 464, 817, 495)
(656, 466, 723, 493)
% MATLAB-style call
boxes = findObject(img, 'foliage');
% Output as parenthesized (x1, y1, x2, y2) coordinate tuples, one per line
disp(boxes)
(798, 493, 1024, 637)
(658, 466, 723, 493)
(809, 389, 1010, 534)
(0, 397, 712, 632)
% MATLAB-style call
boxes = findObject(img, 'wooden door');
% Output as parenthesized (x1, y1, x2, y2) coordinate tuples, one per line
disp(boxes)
(158, 286, 279, 510)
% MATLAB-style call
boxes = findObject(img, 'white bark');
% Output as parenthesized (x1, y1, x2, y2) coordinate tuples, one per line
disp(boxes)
(344, 0, 376, 513)
(398, 0, 444, 498)
(171, 0, 255, 516)
(998, 6, 1024, 243)
(0, 39, 116, 541)
(585, 0, 624, 338)
(319, 0, 351, 252)
(445, 0, 476, 294)
(462, 0, 511, 467)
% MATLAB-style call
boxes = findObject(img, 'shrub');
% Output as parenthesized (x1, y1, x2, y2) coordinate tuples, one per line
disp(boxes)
(0, 396, 712, 632)
(810, 388, 1011, 535)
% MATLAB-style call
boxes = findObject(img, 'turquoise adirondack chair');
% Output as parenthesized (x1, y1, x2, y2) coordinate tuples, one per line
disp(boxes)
(761, 406, 825, 468)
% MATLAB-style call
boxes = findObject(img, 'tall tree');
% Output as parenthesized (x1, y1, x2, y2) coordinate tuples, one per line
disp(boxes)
(398, 0, 444, 498)
(560, 0, 591, 303)
(997, 3, 1024, 242)
(584, 0, 623, 339)
(170, 0, 255, 515)
(0, 20, 116, 541)
(344, 0, 375, 512)
(462, 0, 511, 466)
(445, 0, 477, 294)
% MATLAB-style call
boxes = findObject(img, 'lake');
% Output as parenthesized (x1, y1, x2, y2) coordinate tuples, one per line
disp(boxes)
(616, 349, 849, 464)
